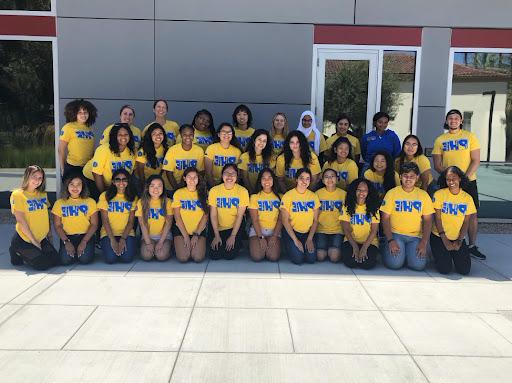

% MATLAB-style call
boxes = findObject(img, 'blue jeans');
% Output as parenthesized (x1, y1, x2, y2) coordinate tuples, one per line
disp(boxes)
(101, 236, 136, 264)
(383, 233, 427, 271)
(59, 234, 95, 265)
(315, 233, 343, 250)
(283, 230, 316, 265)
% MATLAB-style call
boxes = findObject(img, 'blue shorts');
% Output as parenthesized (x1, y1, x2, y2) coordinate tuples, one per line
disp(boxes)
(315, 233, 344, 251)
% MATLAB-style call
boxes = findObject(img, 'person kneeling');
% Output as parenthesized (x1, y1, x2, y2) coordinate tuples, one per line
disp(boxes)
(137, 175, 173, 262)
(380, 162, 434, 271)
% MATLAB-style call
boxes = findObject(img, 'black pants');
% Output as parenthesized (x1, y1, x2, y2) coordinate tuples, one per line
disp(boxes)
(208, 228, 241, 260)
(341, 241, 379, 270)
(9, 233, 60, 271)
(430, 234, 471, 275)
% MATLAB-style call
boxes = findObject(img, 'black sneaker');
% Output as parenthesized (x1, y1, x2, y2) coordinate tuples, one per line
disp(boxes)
(9, 247, 23, 266)
(469, 246, 486, 260)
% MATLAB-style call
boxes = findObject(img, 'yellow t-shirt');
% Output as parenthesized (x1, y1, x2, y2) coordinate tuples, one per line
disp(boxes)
(205, 143, 242, 184)
(363, 169, 401, 197)
(97, 192, 137, 238)
(271, 134, 285, 158)
(136, 145, 166, 178)
(281, 188, 320, 233)
(143, 120, 180, 146)
(171, 187, 207, 235)
(234, 127, 255, 151)
(162, 143, 205, 185)
(192, 129, 214, 151)
(10, 189, 49, 243)
(380, 186, 435, 237)
(208, 183, 249, 231)
(83, 145, 136, 187)
(100, 124, 141, 148)
(340, 204, 380, 246)
(51, 197, 97, 235)
(275, 153, 322, 190)
(322, 159, 359, 191)
(306, 131, 328, 153)
(325, 133, 361, 156)
(249, 191, 281, 231)
(432, 129, 481, 181)
(315, 187, 346, 234)
(59, 122, 95, 166)
(135, 198, 173, 237)
(432, 188, 476, 240)
(239, 153, 276, 192)
(394, 155, 433, 188)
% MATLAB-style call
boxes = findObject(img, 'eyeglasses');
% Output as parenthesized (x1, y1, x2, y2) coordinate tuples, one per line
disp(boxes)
(219, 130, 233, 135)
(113, 177, 128, 183)
(223, 172, 237, 177)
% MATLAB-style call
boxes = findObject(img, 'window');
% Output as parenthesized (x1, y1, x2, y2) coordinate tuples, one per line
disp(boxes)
(0, 0, 51, 11)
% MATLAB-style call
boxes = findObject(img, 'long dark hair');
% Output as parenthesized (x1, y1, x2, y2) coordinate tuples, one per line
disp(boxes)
(191, 109, 216, 138)
(397, 134, 424, 171)
(139, 174, 168, 228)
(345, 178, 380, 219)
(283, 130, 311, 171)
(254, 167, 280, 198)
(109, 123, 135, 156)
(214, 122, 242, 150)
(182, 167, 209, 214)
(328, 136, 353, 162)
(247, 129, 273, 164)
(105, 168, 136, 202)
(370, 150, 397, 193)
(141, 122, 168, 169)
(438, 166, 469, 190)
(232, 104, 253, 128)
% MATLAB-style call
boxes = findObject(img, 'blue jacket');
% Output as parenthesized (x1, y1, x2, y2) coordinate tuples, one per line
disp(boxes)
(361, 129, 401, 163)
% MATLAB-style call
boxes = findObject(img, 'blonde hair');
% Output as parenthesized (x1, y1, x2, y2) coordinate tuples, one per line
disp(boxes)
(271, 112, 289, 138)
(21, 165, 46, 192)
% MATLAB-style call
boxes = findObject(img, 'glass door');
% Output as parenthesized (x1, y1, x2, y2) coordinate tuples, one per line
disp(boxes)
(314, 50, 379, 139)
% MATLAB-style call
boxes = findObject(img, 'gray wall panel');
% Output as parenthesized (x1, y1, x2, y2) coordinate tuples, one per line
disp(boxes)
(417, 28, 451, 107)
(155, 0, 355, 24)
(57, 0, 154, 19)
(416, 106, 447, 160)
(57, 18, 154, 100)
(356, 0, 512, 28)
(155, 21, 313, 104)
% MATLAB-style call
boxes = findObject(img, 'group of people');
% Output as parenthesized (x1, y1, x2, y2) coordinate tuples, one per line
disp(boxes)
(9, 100, 485, 276)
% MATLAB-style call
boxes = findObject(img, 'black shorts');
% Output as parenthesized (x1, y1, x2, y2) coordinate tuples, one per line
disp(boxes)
(463, 180, 480, 209)
(171, 223, 207, 238)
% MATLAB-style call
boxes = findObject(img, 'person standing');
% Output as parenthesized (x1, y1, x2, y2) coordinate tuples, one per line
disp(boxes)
(361, 112, 401, 166)
(432, 109, 484, 259)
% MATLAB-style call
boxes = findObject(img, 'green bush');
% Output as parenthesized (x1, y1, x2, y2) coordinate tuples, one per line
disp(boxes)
(0, 145, 55, 168)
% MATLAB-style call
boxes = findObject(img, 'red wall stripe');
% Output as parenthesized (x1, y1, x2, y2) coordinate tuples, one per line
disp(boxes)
(0, 15, 56, 37)
(314, 25, 422, 46)
(452, 28, 512, 48)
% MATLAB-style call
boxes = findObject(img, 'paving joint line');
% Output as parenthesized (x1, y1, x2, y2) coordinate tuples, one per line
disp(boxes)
(474, 313, 512, 347)
(285, 309, 296, 352)
(60, 305, 99, 351)
(167, 258, 208, 383)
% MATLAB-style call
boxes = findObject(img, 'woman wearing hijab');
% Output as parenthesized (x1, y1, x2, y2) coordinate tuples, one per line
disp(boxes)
(296, 111, 327, 157)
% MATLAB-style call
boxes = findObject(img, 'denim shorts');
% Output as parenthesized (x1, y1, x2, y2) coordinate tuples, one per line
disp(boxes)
(315, 233, 344, 250)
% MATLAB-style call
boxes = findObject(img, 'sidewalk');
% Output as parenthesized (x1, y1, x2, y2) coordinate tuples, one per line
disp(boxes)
(0, 223, 511, 382)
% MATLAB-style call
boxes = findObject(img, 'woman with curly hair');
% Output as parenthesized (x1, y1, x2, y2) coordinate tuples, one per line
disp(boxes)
(58, 99, 97, 179)
(172, 167, 209, 263)
(275, 130, 321, 193)
(239, 129, 275, 194)
(136, 122, 169, 189)
(363, 150, 400, 198)
(340, 178, 381, 269)
(191, 109, 216, 150)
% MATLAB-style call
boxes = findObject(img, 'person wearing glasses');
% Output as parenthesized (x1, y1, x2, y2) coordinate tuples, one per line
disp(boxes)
(97, 169, 138, 264)
(380, 162, 434, 271)
(315, 168, 346, 263)
(208, 164, 249, 260)
(280, 168, 320, 265)
(163, 124, 205, 192)
(83, 122, 136, 200)
(205, 123, 242, 187)
(100, 105, 142, 148)
(58, 99, 97, 179)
